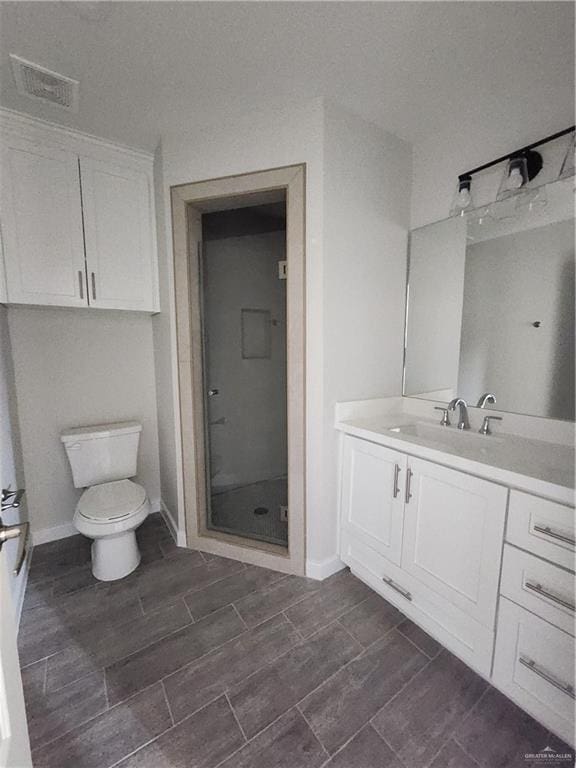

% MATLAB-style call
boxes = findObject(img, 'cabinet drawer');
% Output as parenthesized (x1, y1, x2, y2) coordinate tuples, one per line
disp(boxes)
(340, 529, 494, 676)
(493, 597, 575, 746)
(501, 545, 575, 635)
(507, 491, 575, 571)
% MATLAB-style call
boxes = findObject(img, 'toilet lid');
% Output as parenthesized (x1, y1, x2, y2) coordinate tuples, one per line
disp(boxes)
(77, 480, 146, 521)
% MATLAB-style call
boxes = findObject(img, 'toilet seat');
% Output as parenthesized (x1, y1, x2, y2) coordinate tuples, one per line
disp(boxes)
(77, 479, 147, 522)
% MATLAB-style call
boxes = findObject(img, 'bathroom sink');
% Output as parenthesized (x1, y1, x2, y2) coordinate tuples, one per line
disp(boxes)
(388, 422, 503, 451)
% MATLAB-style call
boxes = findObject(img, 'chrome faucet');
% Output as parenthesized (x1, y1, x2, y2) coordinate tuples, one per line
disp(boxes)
(477, 392, 496, 408)
(448, 398, 470, 430)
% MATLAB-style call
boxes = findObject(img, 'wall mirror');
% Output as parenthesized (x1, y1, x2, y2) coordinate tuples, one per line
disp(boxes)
(403, 177, 575, 421)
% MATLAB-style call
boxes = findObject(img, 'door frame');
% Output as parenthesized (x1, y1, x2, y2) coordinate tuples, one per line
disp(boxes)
(171, 164, 306, 575)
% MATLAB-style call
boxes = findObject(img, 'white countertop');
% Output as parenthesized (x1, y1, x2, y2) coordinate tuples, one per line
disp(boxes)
(336, 410, 575, 506)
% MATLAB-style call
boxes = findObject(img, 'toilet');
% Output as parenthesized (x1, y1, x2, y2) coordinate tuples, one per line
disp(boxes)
(61, 421, 150, 581)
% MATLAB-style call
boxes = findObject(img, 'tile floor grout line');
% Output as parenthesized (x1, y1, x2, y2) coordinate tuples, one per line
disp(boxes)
(105, 723, 175, 768)
(211, 704, 318, 768)
(161, 680, 175, 727)
(225, 691, 249, 742)
(230, 602, 251, 631)
(281, 610, 308, 643)
(396, 624, 443, 661)
(41, 657, 48, 696)
(444, 736, 483, 768)
(232, 581, 324, 630)
(295, 702, 331, 759)
(103, 669, 109, 710)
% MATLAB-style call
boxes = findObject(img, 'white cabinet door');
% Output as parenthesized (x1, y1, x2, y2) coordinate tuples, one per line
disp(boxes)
(340, 436, 407, 566)
(80, 157, 158, 312)
(493, 597, 575, 747)
(402, 457, 507, 627)
(0, 137, 87, 307)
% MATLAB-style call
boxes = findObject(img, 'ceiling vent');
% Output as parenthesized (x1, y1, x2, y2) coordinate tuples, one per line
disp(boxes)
(10, 55, 79, 112)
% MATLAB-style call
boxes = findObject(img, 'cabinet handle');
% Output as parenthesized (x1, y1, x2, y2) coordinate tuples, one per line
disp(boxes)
(533, 524, 575, 547)
(91, 272, 96, 301)
(519, 655, 575, 699)
(78, 270, 84, 299)
(405, 468, 413, 504)
(524, 581, 575, 612)
(381, 574, 412, 601)
(393, 464, 401, 499)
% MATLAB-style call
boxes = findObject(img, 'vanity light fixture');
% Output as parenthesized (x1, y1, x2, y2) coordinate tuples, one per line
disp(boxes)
(450, 174, 473, 216)
(450, 125, 575, 216)
(559, 134, 575, 180)
(496, 149, 543, 201)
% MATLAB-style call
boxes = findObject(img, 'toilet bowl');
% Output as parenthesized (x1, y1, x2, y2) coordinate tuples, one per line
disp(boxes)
(61, 421, 149, 581)
(74, 479, 151, 581)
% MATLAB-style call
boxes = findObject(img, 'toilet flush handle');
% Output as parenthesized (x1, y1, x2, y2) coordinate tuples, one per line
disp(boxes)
(66, 442, 82, 451)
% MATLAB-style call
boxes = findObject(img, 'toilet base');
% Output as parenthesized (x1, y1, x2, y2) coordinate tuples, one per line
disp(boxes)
(91, 530, 141, 581)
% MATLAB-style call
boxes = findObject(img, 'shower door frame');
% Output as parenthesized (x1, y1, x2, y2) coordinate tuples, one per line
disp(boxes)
(171, 165, 306, 575)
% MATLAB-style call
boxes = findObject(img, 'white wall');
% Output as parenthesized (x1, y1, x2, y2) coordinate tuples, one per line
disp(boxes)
(459, 220, 575, 420)
(158, 98, 326, 565)
(320, 102, 412, 568)
(157, 99, 412, 575)
(0, 306, 29, 614)
(203, 232, 287, 490)
(151, 145, 180, 532)
(8, 307, 161, 540)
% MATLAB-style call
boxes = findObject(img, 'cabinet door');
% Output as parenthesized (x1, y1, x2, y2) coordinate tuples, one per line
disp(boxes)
(402, 457, 507, 627)
(79, 157, 158, 311)
(0, 137, 87, 307)
(340, 436, 407, 566)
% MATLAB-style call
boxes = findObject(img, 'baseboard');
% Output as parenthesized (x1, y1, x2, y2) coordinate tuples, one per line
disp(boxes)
(159, 499, 178, 544)
(15, 547, 32, 629)
(306, 555, 346, 581)
(31, 521, 77, 546)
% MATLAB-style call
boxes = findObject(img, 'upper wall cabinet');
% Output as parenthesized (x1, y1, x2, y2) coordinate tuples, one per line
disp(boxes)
(0, 110, 159, 312)
(1, 136, 86, 307)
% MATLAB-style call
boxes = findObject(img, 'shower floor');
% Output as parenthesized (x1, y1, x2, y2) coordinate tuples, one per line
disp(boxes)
(209, 476, 288, 546)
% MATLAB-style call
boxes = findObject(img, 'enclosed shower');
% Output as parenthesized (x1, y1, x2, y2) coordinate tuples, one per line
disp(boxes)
(200, 199, 288, 546)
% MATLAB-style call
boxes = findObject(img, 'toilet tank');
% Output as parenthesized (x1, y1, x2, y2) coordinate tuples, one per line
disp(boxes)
(60, 422, 142, 488)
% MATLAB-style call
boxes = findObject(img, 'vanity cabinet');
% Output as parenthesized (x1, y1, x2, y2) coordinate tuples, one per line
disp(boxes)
(337, 430, 575, 746)
(340, 438, 406, 566)
(402, 457, 507, 627)
(339, 435, 507, 674)
(0, 112, 159, 312)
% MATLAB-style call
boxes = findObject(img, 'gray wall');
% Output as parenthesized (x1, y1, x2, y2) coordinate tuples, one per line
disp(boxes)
(8, 307, 161, 538)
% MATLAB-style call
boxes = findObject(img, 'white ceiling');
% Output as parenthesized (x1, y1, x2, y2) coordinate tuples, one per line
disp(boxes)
(0, 1, 573, 152)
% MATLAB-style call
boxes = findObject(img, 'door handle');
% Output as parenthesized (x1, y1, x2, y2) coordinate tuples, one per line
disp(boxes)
(0, 518, 30, 576)
(78, 270, 84, 299)
(533, 525, 575, 548)
(91, 272, 97, 301)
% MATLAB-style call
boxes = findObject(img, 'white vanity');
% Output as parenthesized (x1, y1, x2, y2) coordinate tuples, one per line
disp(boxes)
(336, 396, 575, 746)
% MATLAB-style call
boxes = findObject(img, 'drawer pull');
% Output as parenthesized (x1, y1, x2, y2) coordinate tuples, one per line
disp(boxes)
(382, 574, 412, 601)
(393, 464, 401, 499)
(524, 581, 575, 612)
(519, 655, 575, 699)
(533, 524, 575, 547)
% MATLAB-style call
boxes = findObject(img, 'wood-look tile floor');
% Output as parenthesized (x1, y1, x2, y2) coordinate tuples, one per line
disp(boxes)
(20, 514, 574, 768)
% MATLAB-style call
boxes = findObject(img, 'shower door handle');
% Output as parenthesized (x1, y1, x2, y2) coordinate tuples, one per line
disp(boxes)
(208, 389, 219, 397)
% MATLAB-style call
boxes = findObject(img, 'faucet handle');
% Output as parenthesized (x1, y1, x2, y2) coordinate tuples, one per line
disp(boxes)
(479, 415, 502, 435)
(434, 406, 451, 427)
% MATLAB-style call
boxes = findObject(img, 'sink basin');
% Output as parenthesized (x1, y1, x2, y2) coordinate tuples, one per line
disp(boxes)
(388, 422, 503, 451)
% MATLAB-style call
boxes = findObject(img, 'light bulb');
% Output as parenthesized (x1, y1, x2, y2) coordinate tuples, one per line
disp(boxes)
(457, 187, 471, 207)
(507, 166, 524, 190)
